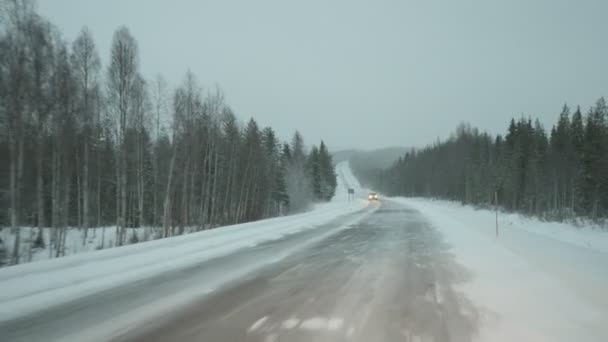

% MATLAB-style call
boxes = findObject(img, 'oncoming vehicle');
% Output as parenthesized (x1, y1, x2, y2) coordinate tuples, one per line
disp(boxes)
(368, 192, 379, 201)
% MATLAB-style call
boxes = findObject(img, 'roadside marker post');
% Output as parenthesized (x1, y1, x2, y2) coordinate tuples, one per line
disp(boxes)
(348, 188, 355, 201)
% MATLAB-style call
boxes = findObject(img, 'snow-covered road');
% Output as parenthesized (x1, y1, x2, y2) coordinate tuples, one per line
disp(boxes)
(1, 162, 607, 342)
(117, 200, 477, 342)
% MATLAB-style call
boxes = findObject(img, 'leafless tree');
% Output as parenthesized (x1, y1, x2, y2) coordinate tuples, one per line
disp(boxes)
(106, 26, 139, 246)
(1, 0, 36, 264)
(130, 74, 149, 230)
(150, 74, 168, 229)
(0, 5, 330, 265)
(71, 26, 100, 245)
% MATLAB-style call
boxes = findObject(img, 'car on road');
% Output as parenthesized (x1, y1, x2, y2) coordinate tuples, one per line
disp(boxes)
(368, 192, 379, 201)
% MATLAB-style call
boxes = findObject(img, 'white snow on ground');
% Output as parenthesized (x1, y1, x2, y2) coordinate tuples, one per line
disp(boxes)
(395, 197, 608, 342)
(0, 226, 160, 266)
(402, 199, 608, 253)
(0, 162, 368, 324)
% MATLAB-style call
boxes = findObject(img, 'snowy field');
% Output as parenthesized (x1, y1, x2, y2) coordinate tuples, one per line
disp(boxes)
(395, 197, 608, 342)
(0, 162, 369, 323)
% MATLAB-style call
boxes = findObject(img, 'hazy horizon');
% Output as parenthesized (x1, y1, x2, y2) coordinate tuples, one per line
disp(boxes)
(39, 0, 608, 150)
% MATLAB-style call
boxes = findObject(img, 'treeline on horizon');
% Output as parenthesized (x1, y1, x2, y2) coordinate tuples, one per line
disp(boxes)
(352, 98, 608, 221)
(0, 0, 337, 264)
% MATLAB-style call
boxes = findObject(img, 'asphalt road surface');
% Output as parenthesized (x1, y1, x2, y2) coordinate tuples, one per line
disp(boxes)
(1, 200, 478, 342)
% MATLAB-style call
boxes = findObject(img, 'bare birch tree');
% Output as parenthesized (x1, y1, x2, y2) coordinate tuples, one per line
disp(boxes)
(106, 26, 139, 246)
(71, 26, 100, 245)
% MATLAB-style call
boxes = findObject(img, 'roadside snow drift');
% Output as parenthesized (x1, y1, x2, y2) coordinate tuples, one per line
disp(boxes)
(395, 197, 608, 342)
(0, 162, 367, 323)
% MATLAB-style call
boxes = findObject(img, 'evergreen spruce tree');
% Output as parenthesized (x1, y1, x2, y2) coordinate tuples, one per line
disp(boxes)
(318, 141, 337, 201)
(307, 146, 322, 200)
(274, 147, 290, 214)
(286, 131, 312, 212)
(570, 107, 585, 213)
(352, 97, 608, 221)
(581, 102, 606, 217)
(549, 105, 572, 217)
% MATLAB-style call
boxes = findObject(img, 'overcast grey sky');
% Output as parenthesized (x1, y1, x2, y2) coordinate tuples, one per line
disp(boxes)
(38, 0, 608, 150)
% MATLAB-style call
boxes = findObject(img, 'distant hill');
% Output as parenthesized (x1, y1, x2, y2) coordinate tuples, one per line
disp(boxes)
(350, 147, 409, 169)
(333, 147, 409, 187)
(333, 147, 408, 167)
(331, 149, 359, 164)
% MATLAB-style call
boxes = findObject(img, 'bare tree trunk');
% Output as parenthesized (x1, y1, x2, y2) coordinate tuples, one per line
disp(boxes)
(201, 152, 212, 229)
(236, 160, 251, 223)
(120, 147, 127, 245)
(9, 131, 24, 265)
(152, 149, 158, 227)
(241, 183, 252, 222)
(96, 108, 102, 231)
(55, 227, 62, 258)
(571, 180, 576, 215)
(36, 133, 45, 241)
(31, 135, 51, 256)
(127, 185, 133, 230)
(137, 131, 144, 228)
(247, 168, 260, 220)
(57, 168, 71, 258)
(228, 151, 239, 221)
(187, 159, 197, 227)
(27, 228, 34, 262)
(198, 153, 210, 230)
(51, 145, 59, 258)
(16, 136, 24, 263)
(561, 184, 567, 218)
(222, 154, 234, 224)
(97, 159, 101, 232)
(115, 148, 121, 246)
(179, 158, 190, 235)
(76, 150, 82, 230)
(162, 144, 177, 238)
(240, 166, 257, 223)
(151, 75, 166, 229)
(170, 191, 177, 237)
(100, 224, 106, 249)
(553, 179, 559, 217)
(63, 175, 71, 257)
(82, 137, 89, 244)
(209, 150, 220, 226)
